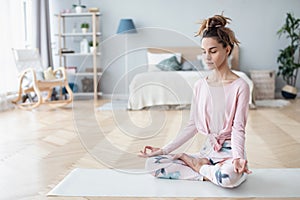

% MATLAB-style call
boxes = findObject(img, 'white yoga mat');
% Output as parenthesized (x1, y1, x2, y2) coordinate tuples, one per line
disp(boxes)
(48, 168, 300, 198)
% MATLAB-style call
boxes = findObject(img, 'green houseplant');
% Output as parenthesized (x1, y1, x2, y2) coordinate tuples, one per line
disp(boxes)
(89, 40, 99, 53)
(81, 23, 89, 33)
(277, 12, 300, 99)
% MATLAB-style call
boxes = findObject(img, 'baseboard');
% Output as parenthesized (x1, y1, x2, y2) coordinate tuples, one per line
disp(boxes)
(101, 94, 128, 100)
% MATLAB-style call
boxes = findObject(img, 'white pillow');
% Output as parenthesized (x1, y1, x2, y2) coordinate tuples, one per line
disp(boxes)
(147, 52, 182, 72)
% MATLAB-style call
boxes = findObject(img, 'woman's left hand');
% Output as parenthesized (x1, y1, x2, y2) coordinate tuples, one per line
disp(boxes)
(233, 158, 252, 174)
(138, 146, 163, 158)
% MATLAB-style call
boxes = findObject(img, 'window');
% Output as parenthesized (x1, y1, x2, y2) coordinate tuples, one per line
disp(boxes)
(23, 0, 33, 48)
(0, 0, 28, 93)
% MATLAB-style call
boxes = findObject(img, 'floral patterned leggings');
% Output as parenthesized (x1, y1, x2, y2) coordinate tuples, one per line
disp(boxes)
(145, 155, 247, 188)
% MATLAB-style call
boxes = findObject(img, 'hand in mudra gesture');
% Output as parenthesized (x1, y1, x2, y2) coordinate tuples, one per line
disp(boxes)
(138, 146, 163, 158)
(233, 158, 252, 174)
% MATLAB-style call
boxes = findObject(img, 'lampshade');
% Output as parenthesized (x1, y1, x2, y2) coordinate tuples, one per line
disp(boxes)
(116, 19, 137, 34)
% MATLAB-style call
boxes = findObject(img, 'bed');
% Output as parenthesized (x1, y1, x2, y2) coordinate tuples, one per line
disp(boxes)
(128, 47, 254, 110)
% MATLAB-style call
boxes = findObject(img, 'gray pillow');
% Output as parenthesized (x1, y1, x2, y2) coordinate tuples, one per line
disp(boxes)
(181, 60, 204, 71)
(156, 56, 182, 71)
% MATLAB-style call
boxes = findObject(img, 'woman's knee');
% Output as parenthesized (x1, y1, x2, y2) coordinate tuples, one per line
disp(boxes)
(145, 156, 168, 171)
(145, 157, 156, 171)
(215, 167, 246, 188)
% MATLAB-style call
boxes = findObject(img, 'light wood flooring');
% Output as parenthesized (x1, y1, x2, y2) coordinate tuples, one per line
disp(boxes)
(0, 99, 300, 200)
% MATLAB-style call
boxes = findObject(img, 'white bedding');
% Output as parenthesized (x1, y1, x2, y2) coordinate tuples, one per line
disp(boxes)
(128, 70, 253, 110)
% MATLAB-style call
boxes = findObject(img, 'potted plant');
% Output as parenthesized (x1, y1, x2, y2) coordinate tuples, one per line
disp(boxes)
(89, 40, 99, 53)
(277, 12, 300, 99)
(73, 0, 86, 13)
(81, 23, 89, 33)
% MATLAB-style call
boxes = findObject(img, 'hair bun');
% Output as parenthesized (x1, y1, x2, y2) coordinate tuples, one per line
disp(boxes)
(207, 15, 230, 29)
(194, 13, 240, 53)
(195, 14, 231, 37)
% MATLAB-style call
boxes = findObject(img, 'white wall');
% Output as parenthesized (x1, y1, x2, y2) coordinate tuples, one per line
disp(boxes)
(49, 0, 300, 95)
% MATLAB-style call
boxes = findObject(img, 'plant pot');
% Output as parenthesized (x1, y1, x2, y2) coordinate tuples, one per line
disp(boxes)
(81, 28, 88, 33)
(90, 47, 97, 53)
(75, 6, 83, 13)
(281, 84, 297, 99)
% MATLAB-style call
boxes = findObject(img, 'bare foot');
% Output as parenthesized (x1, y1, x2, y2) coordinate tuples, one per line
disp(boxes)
(174, 153, 210, 172)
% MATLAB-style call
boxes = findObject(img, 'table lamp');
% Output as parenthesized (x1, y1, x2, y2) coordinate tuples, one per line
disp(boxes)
(116, 19, 137, 96)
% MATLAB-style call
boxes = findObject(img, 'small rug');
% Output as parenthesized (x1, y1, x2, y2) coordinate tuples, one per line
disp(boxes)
(96, 100, 128, 111)
(255, 99, 290, 108)
(0, 93, 16, 112)
(47, 168, 300, 198)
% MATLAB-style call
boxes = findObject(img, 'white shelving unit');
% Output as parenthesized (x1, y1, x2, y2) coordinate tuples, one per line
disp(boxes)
(55, 12, 102, 102)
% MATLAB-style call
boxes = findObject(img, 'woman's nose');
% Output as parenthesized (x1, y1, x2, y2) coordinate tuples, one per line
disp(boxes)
(204, 53, 211, 60)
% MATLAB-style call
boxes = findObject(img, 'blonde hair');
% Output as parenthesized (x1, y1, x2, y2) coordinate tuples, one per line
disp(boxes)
(195, 14, 240, 55)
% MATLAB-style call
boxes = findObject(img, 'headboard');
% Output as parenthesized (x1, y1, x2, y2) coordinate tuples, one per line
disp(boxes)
(147, 46, 202, 63)
(147, 45, 240, 70)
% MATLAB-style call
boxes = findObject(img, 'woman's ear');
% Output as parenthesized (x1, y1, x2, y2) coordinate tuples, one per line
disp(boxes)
(226, 46, 231, 56)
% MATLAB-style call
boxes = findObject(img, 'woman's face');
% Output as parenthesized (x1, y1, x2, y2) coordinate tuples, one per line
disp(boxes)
(201, 37, 230, 70)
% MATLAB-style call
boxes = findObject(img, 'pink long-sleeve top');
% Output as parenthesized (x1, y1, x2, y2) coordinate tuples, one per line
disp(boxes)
(162, 77, 250, 160)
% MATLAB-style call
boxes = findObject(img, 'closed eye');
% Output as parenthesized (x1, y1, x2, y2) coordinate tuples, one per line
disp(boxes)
(201, 47, 217, 54)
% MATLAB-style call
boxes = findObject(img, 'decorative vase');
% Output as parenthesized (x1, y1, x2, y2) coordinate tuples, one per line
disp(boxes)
(80, 38, 89, 54)
(281, 84, 297, 99)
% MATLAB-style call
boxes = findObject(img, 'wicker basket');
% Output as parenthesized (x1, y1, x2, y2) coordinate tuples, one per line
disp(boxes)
(250, 70, 275, 100)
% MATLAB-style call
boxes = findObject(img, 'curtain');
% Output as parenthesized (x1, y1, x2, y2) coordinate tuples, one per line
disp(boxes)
(0, 0, 53, 111)
(0, 0, 25, 94)
(0, 0, 53, 93)
(32, 0, 53, 68)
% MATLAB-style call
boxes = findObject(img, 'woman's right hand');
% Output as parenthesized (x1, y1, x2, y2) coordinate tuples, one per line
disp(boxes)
(138, 146, 163, 158)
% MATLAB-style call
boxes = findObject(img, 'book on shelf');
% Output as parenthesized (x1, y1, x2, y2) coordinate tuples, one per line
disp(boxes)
(59, 49, 75, 54)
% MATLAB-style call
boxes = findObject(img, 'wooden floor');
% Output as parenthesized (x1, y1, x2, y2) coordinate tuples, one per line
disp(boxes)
(0, 98, 300, 200)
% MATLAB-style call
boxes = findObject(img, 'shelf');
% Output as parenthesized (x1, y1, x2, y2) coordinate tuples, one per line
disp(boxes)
(56, 12, 101, 101)
(55, 32, 101, 37)
(55, 12, 101, 17)
(73, 92, 103, 96)
(58, 52, 101, 56)
(69, 72, 103, 76)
